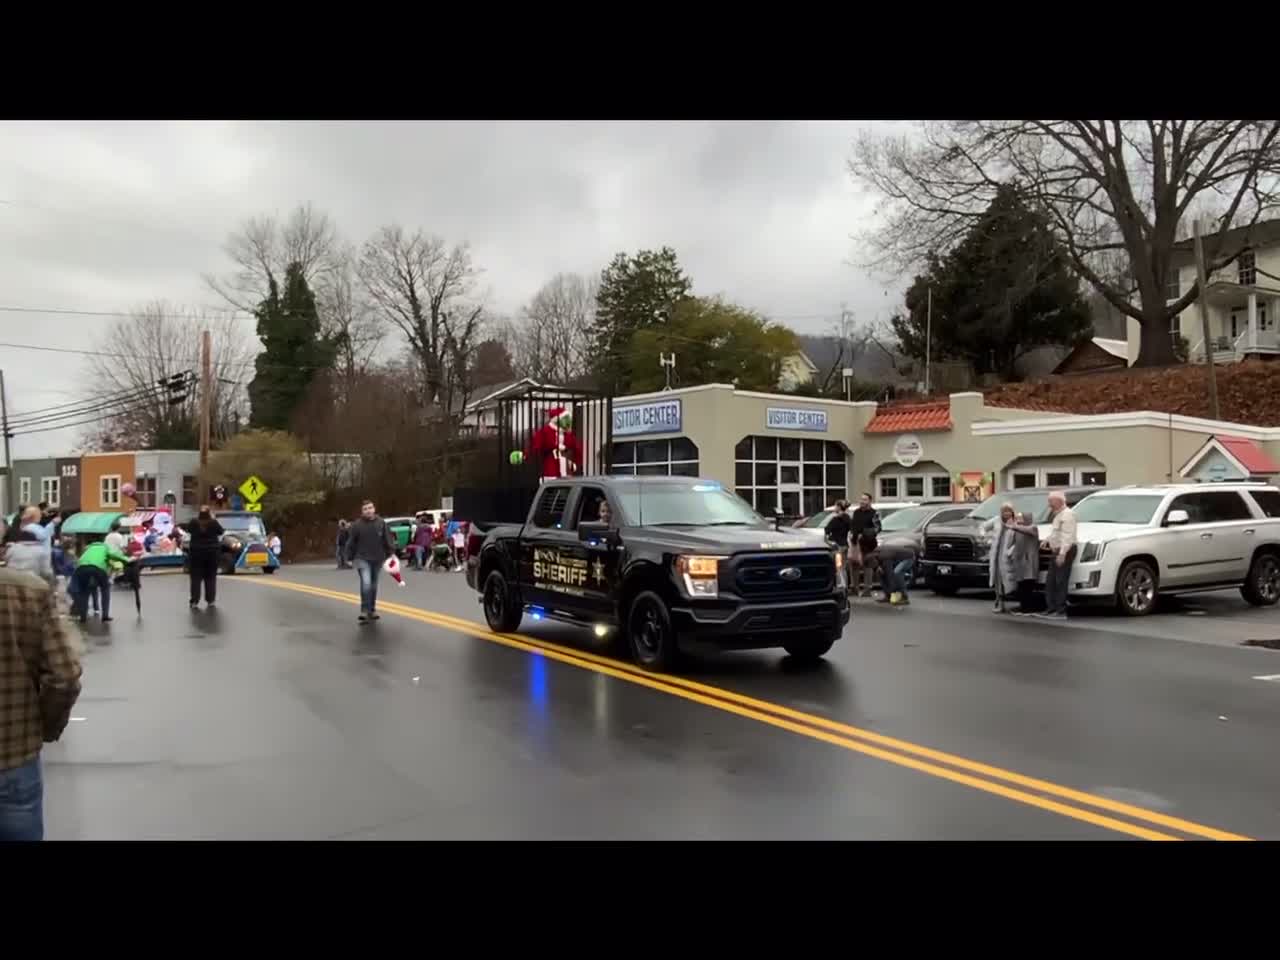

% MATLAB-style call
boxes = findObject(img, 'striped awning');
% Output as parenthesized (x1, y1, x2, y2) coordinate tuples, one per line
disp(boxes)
(126, 511, 157, 526)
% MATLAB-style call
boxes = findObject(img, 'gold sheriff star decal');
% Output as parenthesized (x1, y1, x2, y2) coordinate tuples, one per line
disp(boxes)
(591, 558, 606, 585)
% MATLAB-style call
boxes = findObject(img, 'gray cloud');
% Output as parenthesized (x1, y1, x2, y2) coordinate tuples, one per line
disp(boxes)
(0, 120, 903, 458)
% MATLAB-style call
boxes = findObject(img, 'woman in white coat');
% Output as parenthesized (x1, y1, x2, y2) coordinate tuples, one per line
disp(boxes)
(985, 503, 1040, 613)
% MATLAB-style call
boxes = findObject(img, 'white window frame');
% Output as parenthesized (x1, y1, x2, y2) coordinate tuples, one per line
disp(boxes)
(133, 475, 157, 508)
(100, 474, 121, 508)
(1005, 463, 1106, 489)
(1238, 250, 1256, 287)
(875, 471, 951, 503)
(610, 437, 699, 478)
(734, 435, 847, 517)
(1165, 270, 1181, 302)
(1011, 471, 1038, 490)
(40, 476, 60, 508)
(19, 476, 32, 504)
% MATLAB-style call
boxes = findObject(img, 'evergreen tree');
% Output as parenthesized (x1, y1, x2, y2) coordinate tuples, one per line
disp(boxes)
(248, 262, 338, 430)
(891, 185, 1092, 381)
(590, 247, 692, 393)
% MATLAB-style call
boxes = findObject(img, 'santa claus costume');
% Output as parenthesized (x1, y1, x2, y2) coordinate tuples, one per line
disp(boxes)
(510, 406, 583, 480)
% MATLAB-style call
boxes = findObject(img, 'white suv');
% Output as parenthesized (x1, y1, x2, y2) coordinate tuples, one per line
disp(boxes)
(1051, 483, 1280, 616)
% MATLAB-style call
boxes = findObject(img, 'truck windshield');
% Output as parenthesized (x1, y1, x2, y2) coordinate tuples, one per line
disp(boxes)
(969, 492, 1057, 524)
(219, 515, 266, 537)
(614, 483, 766, 527)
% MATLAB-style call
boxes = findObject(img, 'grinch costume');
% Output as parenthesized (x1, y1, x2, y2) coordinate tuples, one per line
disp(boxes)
(510, 406, 583, 479)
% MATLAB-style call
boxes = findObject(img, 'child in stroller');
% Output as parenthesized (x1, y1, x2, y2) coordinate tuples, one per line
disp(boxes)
(428, 542, 455, 572)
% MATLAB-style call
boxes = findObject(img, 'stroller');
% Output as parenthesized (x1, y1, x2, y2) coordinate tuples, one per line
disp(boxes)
(428, 542, 455, 573)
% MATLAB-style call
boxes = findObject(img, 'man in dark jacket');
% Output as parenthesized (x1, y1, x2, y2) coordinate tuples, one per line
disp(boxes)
(181, 506, 225, 609)
(877, 540, 918, 607)
(345, 500, 398, 622)
(848, 493, 882, 597)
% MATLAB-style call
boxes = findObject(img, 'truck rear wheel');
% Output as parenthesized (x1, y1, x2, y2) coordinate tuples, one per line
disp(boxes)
(783, 633, 835, 663)
(626, 591, 680, 672)
(482, 569, 522, 633)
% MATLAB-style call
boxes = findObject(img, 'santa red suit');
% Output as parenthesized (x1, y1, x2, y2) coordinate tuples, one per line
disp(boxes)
(510, 406, 583, 479)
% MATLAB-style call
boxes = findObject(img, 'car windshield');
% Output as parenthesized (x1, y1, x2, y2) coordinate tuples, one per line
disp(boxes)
(879, 505, 937, 532)
(969, 492, 1061, 524)
(615, 482, 766, 527)
(1071, 494, 1164, 525)
(802, 509, 834, 529)
(218, 515, 265, 537)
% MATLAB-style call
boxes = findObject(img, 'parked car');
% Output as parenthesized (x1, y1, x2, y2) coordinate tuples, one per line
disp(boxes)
(1042, 483, 1280, 616)
(384, 516, 417, 557)
(920, 486, 1103, 595)
(794, 501, 920, 540)
(876, 502, 977, 582)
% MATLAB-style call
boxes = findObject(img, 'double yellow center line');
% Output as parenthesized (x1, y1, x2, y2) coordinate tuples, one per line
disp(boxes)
(242, 576, 1251, 842)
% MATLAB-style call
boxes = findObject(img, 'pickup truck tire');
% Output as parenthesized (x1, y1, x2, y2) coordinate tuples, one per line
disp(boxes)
(626, 591, 680, 671)
(1116, 559, 1158, 616)
(783, 633, 836, 663)
(482, 570, 523, 633)
(1241, 551, 1280, 607)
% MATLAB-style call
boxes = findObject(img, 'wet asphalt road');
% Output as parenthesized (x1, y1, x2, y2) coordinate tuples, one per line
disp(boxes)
(43, 564, 1280, 840)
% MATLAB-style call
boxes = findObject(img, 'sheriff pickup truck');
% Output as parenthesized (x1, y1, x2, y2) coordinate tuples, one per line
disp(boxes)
(466, 476, 850, 671)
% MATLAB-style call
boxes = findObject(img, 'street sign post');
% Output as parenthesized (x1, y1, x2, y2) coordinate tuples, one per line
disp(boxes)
(238, 475, 269, 504)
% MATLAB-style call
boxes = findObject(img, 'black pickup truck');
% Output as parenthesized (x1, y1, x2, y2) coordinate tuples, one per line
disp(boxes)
(466, 476, 850, 671)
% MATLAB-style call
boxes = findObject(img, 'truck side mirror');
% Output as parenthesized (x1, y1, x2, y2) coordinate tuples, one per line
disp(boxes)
(1165, 508, 1190, 526)
(578, 521, 619, 548)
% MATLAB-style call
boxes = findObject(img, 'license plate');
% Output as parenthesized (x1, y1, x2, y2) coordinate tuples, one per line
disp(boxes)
(246, 552, 269, 566)
(937, 565, 952, 576)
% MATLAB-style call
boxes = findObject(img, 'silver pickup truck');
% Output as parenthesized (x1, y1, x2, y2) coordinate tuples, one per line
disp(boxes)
(1041, 483, 1280, 616)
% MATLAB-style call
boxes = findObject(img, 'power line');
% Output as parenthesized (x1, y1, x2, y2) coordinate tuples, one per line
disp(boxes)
(8, 384, 179, 438)
(7, 379, 191, 430)
(0, 304, 254, 321)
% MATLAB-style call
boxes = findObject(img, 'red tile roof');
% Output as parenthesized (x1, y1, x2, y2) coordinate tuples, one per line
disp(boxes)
(1217, 435, 1280, 474)
(865, 403, 952, 434)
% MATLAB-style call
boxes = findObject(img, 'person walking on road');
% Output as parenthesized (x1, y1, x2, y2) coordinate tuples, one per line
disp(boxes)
(182, 506, 224, 609)
(70, 539, 133, 623)
(346, 500, 397, 622)
(0, 564, 83, 841)
(1039, 491, 1078, 620)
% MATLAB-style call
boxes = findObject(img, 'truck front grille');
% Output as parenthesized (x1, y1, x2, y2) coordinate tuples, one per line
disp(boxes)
(733, 552, 834, 600)
(924, 536, 975, 562)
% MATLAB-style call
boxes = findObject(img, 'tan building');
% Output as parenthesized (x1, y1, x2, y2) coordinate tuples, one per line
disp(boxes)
(600, 384, 1280, 518)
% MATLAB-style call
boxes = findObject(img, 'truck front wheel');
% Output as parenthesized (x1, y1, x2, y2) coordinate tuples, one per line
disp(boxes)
(482, 569, 522, 633)
(626, 591, 680, 672)
(783, 633, 836, 663)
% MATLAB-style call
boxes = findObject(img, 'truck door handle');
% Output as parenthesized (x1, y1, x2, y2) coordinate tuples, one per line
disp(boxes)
(1243, 529, 1256, 536)
(1200, 533, 1213, 540)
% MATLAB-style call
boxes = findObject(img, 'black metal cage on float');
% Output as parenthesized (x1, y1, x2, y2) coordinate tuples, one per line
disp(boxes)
(496, 387, 613, 486)
(454, 386, 613, 525)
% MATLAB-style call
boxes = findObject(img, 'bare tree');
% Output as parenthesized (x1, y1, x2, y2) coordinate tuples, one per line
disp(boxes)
(849, 121, 1280, 365)
(510, 273, 597, 383)
(204, 202, 343, 315)
(81, 302, 252, 450)
(355, 225, 486, 423)
(326, 247, 386, 404)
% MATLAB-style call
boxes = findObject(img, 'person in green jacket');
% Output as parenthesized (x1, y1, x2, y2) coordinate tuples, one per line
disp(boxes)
(70, 541, 133, 623)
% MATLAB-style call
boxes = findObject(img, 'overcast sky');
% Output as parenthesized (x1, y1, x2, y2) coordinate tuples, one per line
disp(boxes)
(0, 120, 904, 460)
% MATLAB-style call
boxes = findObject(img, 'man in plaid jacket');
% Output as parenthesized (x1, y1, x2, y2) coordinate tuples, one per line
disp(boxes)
(0, 565, 83, 841)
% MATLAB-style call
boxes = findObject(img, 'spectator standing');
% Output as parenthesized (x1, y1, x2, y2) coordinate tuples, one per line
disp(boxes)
(409, 521, 432, 571)
(1039, 492, 1078, 620)
(1008, 511, 1041, 614)
(451, 523, 467, 572)
(336, 520, 351, 570)
(848, 493, 882, 598)
(0, 564, 83, 840)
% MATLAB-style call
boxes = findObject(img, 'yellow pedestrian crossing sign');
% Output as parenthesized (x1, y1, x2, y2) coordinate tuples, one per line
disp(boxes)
(239, 475, 269, 503)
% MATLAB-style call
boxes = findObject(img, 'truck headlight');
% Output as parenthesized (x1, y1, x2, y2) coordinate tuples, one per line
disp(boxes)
(676, 555, 724, 598)
(1079, 541, 1107, 563)
(227, 538, 242, 552)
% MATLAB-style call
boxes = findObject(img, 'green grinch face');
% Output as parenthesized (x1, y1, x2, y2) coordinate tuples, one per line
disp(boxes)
(554, 412, 573, 430)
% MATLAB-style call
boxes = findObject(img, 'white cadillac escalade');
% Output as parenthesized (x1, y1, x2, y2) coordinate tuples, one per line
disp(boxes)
(1039, 483, 1280, 616)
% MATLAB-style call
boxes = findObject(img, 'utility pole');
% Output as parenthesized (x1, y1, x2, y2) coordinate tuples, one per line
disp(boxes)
(199, 330, 212, 500)
(925, 286, 933, 394)
(1192, 218, 1220, 420)
(0, 369, 12, 515)
(659, 353, 676, 391)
